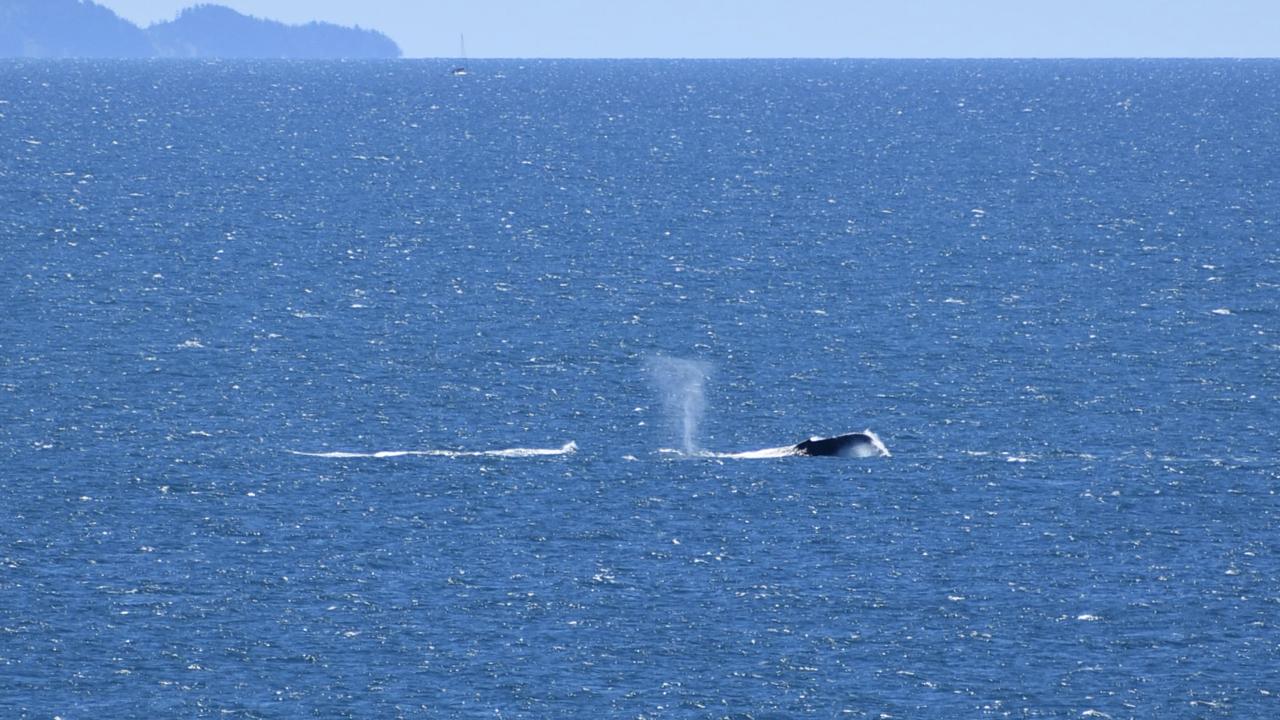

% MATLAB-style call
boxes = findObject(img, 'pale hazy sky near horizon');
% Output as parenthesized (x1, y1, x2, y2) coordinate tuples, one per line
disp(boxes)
(94, 0, 1279, 59)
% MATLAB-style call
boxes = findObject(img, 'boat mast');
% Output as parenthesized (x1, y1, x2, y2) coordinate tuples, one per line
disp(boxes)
(451, 33, 468, 75)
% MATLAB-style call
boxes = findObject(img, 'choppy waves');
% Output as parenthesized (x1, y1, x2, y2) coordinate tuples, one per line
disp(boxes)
(289, 441, 578, 459)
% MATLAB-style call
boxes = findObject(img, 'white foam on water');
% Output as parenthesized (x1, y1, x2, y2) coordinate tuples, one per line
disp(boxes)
(709, 445, 799, 459)
(658, 446, 794, 459)
(659, 446, 796, 459)
(471, 441, 578, 458)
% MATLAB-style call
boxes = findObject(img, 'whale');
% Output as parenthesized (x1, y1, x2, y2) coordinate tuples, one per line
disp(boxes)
(792, 431, 889, 458)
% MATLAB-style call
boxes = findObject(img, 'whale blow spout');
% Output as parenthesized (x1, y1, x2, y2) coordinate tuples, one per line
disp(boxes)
(793, 431, 890, 458)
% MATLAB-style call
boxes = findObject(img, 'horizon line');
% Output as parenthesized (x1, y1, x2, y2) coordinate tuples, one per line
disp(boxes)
(5, 55, 1278, 61)
(408, 55, 1280, 61)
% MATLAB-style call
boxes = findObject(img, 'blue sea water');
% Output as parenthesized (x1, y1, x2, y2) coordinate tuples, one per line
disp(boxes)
(1, 59, 1278, 717)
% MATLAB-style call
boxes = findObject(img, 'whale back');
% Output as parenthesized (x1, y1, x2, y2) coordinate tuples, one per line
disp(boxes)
(794, 432, 885, 458)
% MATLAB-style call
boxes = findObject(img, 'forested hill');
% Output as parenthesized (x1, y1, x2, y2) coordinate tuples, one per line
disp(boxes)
(0, 0, 401, 59)
(148, 5, 401, 59)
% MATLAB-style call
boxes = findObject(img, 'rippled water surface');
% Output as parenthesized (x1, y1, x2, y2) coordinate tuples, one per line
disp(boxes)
(2, 59, 1278, 717)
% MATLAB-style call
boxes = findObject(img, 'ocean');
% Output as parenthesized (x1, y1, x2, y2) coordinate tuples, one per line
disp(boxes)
(1, 59, 1277, 717)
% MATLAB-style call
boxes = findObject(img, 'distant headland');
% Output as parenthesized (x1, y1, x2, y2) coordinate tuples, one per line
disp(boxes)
(0, 0, 401, 59)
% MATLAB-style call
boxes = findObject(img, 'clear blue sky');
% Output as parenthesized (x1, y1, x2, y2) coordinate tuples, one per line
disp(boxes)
(95, 0, 1280, 59)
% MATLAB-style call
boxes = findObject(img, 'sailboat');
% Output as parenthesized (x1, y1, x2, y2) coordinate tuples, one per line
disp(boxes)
(451, 34, 468, 76)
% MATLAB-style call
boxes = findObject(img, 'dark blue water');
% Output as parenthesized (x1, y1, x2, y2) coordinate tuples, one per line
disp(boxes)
(2, 59, 1278, 717)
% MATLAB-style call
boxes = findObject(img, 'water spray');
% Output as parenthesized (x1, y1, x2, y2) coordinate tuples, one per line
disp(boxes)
(646, 356, 710, 455)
